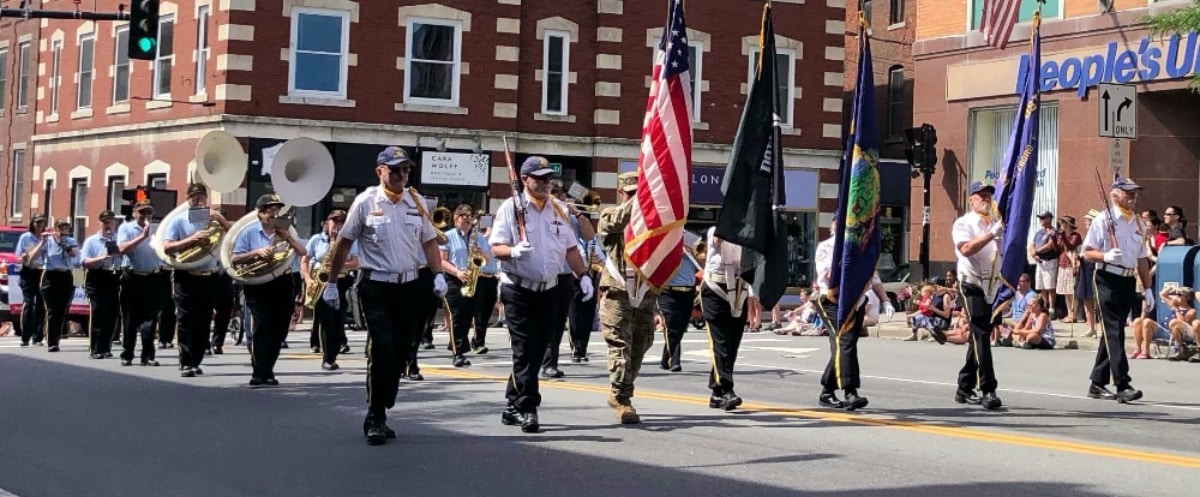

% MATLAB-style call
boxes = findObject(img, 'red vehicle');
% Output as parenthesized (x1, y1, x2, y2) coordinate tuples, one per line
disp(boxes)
(0, 226, 25, 322)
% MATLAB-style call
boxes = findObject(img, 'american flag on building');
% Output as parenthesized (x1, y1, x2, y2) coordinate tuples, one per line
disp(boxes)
(981, 0, 1022, 50)
(624, 0, 693, 292)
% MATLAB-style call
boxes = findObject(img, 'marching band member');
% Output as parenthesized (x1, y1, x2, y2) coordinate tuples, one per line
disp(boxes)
(305, 229, 325, 354)
(17, 214, 49, 346)
(568, 226, 603, 364)
(161, 183, 231, 377)
(323, 146, 447, 445)
(813, 215, 893, 411)
(440, 204, 489, 368)
(80, 210, 122, 359)
(950, 182, 1004, 410)
(702, 226, 750, 411)
(301, 209, 358, 370)
(544, 181, 596, 376)
(209, 207, 237, 355)
(231, 194, 308, 387)
(490, 157, 593, 433)
(405, 194, 447, 381)
(596, 172, 656, 424)
(1082, 177, 1149, 403)
(470, 222, 499, 354)
(40, 219, 79, 352)
(117, 199, 167, 366)
(659, 243, 698, 372)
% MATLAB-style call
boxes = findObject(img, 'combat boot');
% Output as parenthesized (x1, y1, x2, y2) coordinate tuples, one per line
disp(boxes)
(608, 394, 641, 424)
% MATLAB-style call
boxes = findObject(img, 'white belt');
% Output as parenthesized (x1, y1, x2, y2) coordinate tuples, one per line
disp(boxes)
(704, 271, 748, 318)
(363, 268, 419, 284)
(506, 274, 558, 292)
(1097, 263, 1134, 278)
(605, 257, 649, 307)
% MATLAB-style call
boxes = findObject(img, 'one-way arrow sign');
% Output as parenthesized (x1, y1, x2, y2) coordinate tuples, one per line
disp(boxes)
(1098, 83, 1137, 139)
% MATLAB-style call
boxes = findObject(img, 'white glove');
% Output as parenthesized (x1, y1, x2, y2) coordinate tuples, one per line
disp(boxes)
(579, 274, 594, 302)
(433, 273, 448, 298)
(1143, 289, 1154, 307)
(989, 222, 1005, 238)
(321, 282, 339, 308)
(883, 302, 896, 322)
(1103, 248, 1123, 264)
(510, 241, 534, 260)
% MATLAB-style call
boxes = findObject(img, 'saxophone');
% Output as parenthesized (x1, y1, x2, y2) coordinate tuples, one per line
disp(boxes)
(460, 224, 486, 298)
(303, 236, 339, 309)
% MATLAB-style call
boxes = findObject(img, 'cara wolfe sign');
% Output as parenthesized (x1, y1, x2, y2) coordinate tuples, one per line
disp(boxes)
(1016, 32, 1200, 97)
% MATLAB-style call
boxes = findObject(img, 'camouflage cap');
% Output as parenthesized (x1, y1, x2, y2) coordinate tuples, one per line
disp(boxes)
(618, 172, 638, 193)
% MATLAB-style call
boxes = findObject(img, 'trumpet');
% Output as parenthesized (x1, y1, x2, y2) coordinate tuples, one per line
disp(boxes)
(563, 203, 601, 212)
(232, 238, 293, 278)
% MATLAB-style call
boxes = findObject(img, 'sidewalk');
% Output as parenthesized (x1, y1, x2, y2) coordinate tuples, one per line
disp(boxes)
(867, 318, 1117, 351)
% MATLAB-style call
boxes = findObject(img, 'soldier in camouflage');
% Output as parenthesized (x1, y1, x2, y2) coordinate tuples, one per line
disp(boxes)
(596, 172, 658, 424)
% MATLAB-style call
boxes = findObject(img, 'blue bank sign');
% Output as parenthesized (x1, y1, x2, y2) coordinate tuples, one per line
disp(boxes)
(1016, 32, 1200, 97)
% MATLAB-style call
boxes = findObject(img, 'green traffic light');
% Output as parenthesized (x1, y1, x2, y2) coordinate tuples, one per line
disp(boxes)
(138, 38, 156, 53)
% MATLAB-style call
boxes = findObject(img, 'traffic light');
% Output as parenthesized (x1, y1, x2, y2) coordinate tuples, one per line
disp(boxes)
(903, 124, 938, 176)
(128, 0, 160, 61)
(120, 187, 147, 218)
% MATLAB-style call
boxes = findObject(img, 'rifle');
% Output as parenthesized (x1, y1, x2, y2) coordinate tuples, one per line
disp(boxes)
(502, 135, 528, 242)
(1093, 169, 1119, 248)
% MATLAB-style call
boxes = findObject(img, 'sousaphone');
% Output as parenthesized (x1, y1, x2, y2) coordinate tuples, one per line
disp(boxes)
(152, 130, 248, 270)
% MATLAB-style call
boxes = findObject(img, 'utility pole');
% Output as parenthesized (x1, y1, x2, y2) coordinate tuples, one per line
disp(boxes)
(904, 123, 937, 282)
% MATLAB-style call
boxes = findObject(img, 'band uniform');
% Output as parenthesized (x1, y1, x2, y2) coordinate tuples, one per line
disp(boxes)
(302, 209, 358, 370)
(40, 219, 80, 352)
(658, 244, 697, 372)
(80, 210, 123, 359)
(116, 199, 168, 366)
(16, 215, 49, 346)
(440, 204, 490, 368)
(701, 226, 750, 411)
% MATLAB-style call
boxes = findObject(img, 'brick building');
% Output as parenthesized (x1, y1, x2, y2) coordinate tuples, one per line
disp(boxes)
(0, 9, 40, 229)
(912, 0, 1200, 274)
(844, 0, 916, 275)
(4, 0, 849, 288)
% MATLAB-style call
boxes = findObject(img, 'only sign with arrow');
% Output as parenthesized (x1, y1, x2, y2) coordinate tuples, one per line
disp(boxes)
(1097, 83, 1137, 139)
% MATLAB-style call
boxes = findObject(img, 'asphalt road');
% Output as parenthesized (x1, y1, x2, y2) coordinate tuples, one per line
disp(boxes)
(2, 325, 1198, 497)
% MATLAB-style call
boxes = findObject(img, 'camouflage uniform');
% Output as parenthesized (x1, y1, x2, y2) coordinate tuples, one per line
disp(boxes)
(597, 173, 657, 423)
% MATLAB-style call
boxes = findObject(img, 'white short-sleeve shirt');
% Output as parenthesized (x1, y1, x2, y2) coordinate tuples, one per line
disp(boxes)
(952, 211, 999, 291)
(1083, 207, 1150, 268)
(339, 186, 436, 274)
(704, 226, 742, 281)
(814, 235, 881, 303)
(489, 194, 578, 284)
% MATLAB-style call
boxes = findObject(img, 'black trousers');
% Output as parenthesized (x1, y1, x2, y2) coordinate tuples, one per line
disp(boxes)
(121, 272, 166, 362)
(817, 296, 865, 392)
(471, 275, 499, 349)
(18, 267, 45, 344)
(158, 272, 177, 345)
(174, 272, 219, 369)
(285, 273, 303, 344)
(702, 284, 749, 395)
(405, 268, 435, 376)
(244, 275, 294, 380)
(39, 270, 75, 348)
(85, 269, 120, 355)
(957, 282, 1000, 393)
(568, 277, 598, 359)
(543, 273, 575, 370)
(1091, 270, 1135, 389)
(658, 288, 694, 368)
(211, 273, 236, 349)
(444, 278, 478, 356)
(359, 276, 427, 419)
(502, 283, 560, 410)
(316, 276, 352, 365)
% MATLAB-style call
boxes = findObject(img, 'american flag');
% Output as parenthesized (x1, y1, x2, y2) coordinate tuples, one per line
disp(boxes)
(982, 0, 1021, 50)
(624, 0, 692, 292)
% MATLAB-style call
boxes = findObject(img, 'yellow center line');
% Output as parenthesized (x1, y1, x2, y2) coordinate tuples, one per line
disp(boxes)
(426, 368, 1200, 469)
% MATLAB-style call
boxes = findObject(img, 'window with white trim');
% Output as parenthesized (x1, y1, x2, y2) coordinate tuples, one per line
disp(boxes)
(887, 65, 904, 138)
(43, 179, 53, 218)
(542, 31, 569, 115)
(153, 15, 174, 98)
(107, 176, 125, 211)
(747, 48, 796, 127)
(149, 173, 168, 190)
(404, 18, 462, 105)
(70, 179, 88, 240)
(114, 26, 130, 103)
(195, 5, 209, 95)
(10, 149, 24, 217)
(50, 40, 62, 114)
(889, 0, 904, 25)
(288, 8, 349, 97)
(78, 34, 95, 109)
(16, 41, 29, 110)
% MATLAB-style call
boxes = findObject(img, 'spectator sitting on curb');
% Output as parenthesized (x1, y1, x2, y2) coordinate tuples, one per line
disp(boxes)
(1011, 295, 1056, 350)
(1131, 286, 1199, 361)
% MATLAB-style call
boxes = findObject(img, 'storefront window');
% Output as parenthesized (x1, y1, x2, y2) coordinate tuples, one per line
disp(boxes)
(968, 103, 1059, 247)
(879, 206, 907, 274)
(783, 211, 816, 289)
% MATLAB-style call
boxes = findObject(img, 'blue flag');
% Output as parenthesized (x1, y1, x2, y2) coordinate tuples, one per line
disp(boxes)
(828, 28, 882, 334)
(991, 22, 1042, 317)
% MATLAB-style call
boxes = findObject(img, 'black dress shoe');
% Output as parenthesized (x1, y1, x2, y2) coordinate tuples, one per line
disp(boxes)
(1087, 383, 1116, 400)
(141, 360, 160, 367)
(213, 347, 223, 355)
(205, 349, 213, 356)
(542, 367, 564, 379)
(453, 355, 471, 368)
(421, 342, 435, 350)
(472, 346, 489, 355)
(720, 392, 744, 411)
(321, 362, 340, 371)
(844, 391, 869, 411)
(381, 422, 397, 439)
(981, 392, 1003, 410)
(120, 359, 133, 366)
(90, 353, 104, 359)
(48, 345, 60, 352)
(501, 406, 521, 426)
(180, 368, 196, 378)
(819, 391, 847, 409)
(408, 373, 424, 381)
(311, 347, 320, 353)
(192, 367, 204, 375)
(341, 345, 351, 354)
(1115, 387, 1143, 404)
(19, 341, 29, 347)
(365, 423, 387, 445)
(709, 394, 724, 409)
(104, 352, 114, 359)
(249, 377, 266, 387)
(572, 356, 584, 364)
(520, 411, 540, 433)
(669, 364, 682, 372)
(265, 378, 279, 386)
(954, 389, 982, 405)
